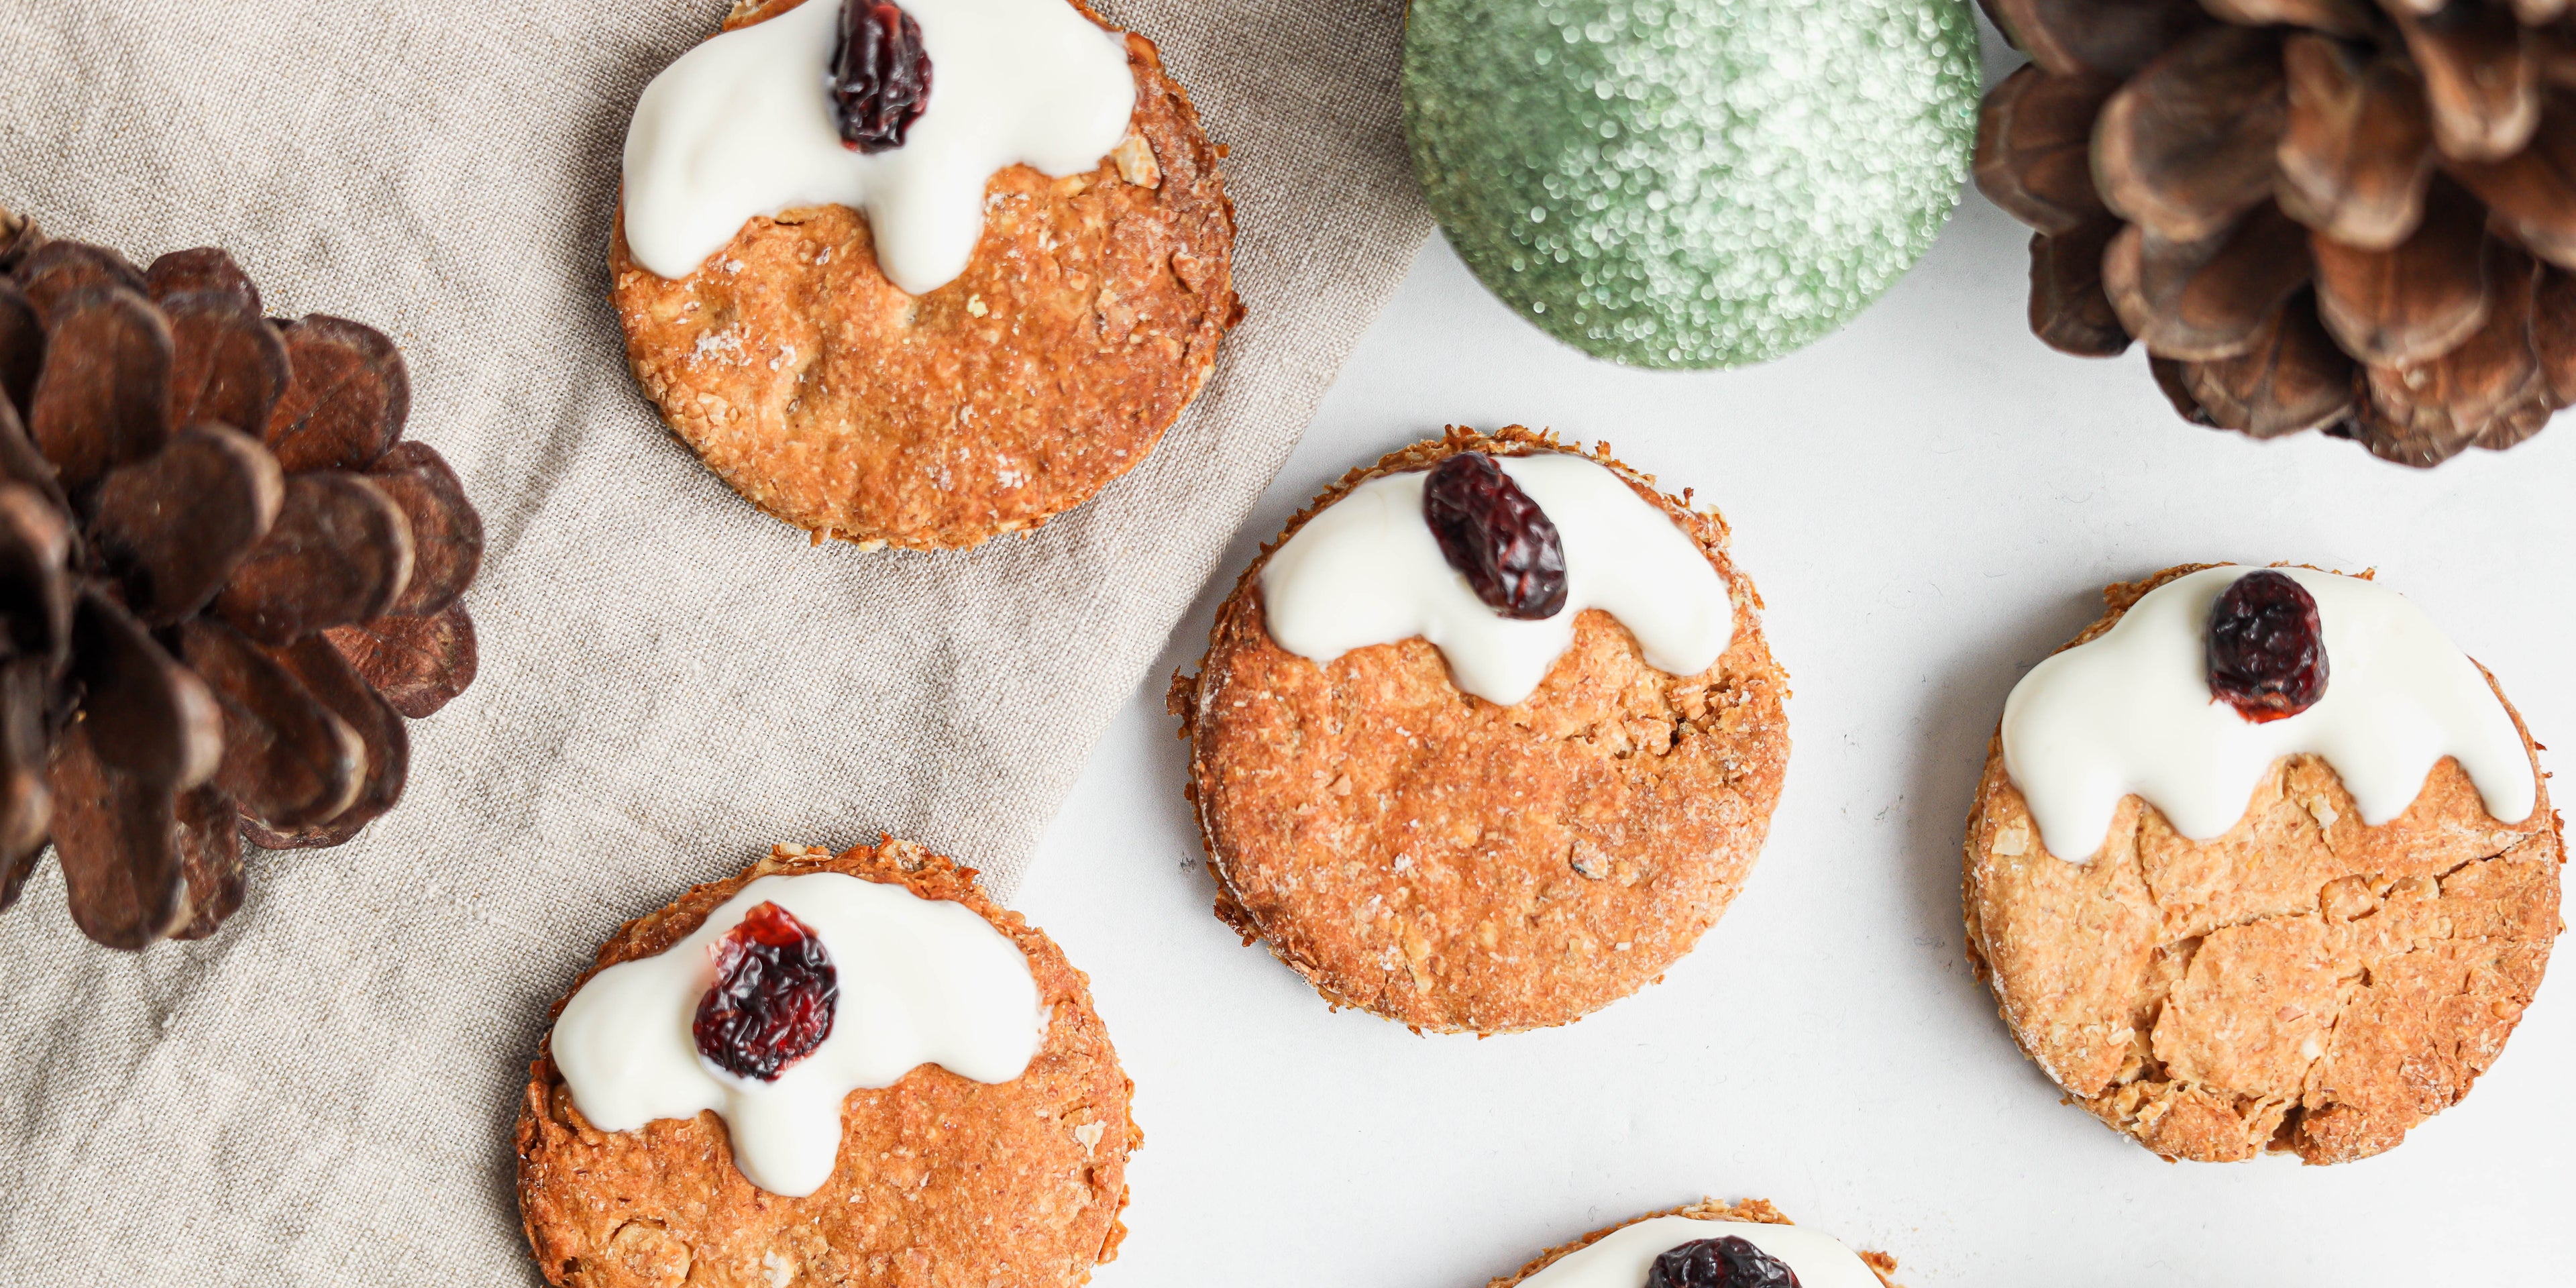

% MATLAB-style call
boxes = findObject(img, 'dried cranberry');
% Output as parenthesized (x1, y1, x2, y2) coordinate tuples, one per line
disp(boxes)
(1645, 1235, 1803, 1288)
(2206, 569, 2329, 723)
(1420, 452, 1567, 621)
(693, 901, 839, 1081)
(830, 0, 932, 153)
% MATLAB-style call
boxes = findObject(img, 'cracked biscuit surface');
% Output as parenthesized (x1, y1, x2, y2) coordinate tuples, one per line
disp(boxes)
(1488, 1198, 1902, 1288)
(1171, 426, 1791, 1035)
(612, 0, 1238, 551)
(1962, 565, 2562, 1164)
(515, 840, 1136, 1288)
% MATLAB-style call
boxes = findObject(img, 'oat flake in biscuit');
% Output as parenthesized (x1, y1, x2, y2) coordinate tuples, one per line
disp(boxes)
(1963, 564, 2562, 1164)
(1488, 1198, 1903, 1288)
(1171, 426, 1791, 1035)
(516, 839, 1136, 1287)
(612, 0, 1238, 551)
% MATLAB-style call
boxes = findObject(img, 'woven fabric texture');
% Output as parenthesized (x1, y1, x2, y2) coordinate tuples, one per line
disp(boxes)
(0, 0, 1430, 1277)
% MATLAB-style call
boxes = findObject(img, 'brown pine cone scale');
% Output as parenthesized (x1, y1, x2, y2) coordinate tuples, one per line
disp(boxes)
(1979, 0, 2576, 464)
(0, 203, 484, 949)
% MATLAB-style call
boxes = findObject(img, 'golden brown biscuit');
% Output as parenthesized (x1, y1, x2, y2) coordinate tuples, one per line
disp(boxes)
(1962, 564, 2563, 1164)
(1489, 1198, 1903, 1288)
(613, 0, 1239, 551)
(515, 839, 1137, 1287)
(1170, 426, 1792, 1035)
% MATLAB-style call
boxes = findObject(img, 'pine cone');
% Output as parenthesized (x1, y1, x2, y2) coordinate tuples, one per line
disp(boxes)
(0, 205, 483, 950)
(1977, 0, 2576, 466)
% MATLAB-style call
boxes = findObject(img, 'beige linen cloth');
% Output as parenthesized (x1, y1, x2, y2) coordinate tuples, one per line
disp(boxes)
(0, 0, 1430, 1278)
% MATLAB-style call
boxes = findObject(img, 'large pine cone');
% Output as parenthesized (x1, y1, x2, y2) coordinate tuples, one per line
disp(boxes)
(1978, 0, 2576, 466)
(0, 205, 483, 950)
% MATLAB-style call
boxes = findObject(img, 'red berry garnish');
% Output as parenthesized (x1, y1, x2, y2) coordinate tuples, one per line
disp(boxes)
(830, 1, 932, 154)
(694, 902, 838, 1081)
(1421, 452, 1567, 621)
(1646, 1235, 1803, 1288)
(2206, 569, 2329, 723)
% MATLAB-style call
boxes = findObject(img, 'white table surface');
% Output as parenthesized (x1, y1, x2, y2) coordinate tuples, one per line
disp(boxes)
(1011, 139, 2576, 1285)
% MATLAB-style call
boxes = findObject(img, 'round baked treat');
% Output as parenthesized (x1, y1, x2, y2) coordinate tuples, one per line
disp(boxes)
(1964, 564, 2561, 1165)
(516, 839, 1137, 1287)
(1171, 425, 1791, 1034)
(1489, 1198, 1902, 1288)
(611, 0, 1238, 550)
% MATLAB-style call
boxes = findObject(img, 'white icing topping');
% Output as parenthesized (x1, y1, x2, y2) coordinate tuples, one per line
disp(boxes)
(2000, 567, 2536, 861)
(549, 872, 1045, 1197)
(621, 0, 1135, 292)
(1514, 1216, 1883, 1288)
(1258, 453, 1733, 706)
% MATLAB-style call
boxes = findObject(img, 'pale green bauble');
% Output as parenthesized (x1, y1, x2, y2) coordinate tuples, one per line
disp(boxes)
(1403, 0, 1980, 370)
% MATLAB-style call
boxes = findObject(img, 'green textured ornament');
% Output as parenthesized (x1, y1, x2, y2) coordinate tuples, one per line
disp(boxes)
(1403, 0, 1981, 370)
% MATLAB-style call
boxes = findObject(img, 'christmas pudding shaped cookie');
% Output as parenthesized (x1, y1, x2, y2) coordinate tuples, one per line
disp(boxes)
(515, 839, 1136, 1287)
(1962, 564, 2561, 1164)
(612, 0, 1238, 551)
(1490, 1198, 1902, 1288)
(1171, 425, 1790, 1034)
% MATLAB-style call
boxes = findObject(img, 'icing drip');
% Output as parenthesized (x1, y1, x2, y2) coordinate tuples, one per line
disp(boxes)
(1258, 453, 1734, 707)
(550, 872, 1046, 1197)
(1513, 1216, 1883, 1288)
(2001, 567, 2537, 861)
(621, 0, 1135, 293)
